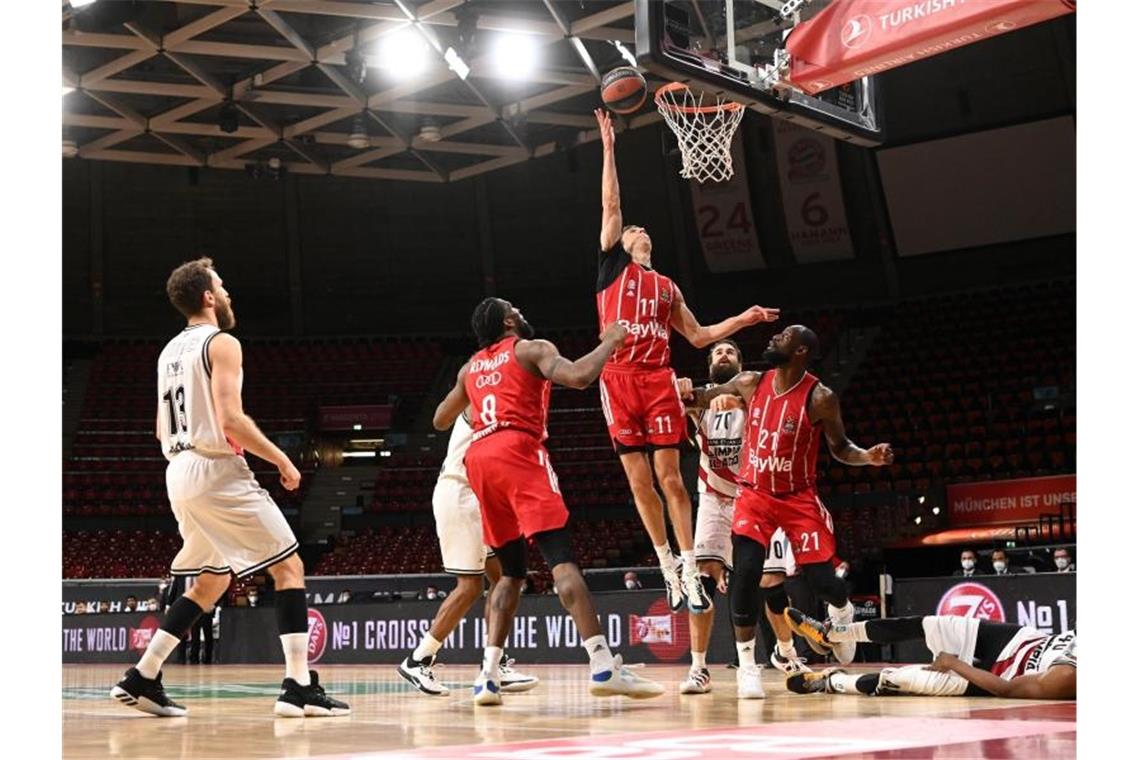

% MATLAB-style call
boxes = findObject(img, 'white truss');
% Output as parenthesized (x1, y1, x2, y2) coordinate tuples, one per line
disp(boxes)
(62, 0, 663, 183)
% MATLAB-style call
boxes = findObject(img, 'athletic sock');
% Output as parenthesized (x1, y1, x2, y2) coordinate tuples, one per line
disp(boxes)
(482, 646, 503, 676)
(413, 634, 443, 662)
(654, 543, 674, 570)
(136, 630, 182, 679)
(777, 638, 797, 659)
(583, 634, 615, 674)
(279, 633, 311, 685)
(680, 550, 697, 574)
(691, 650, 707, 669)
(828, 620, 871, 643)
(828, 601, 855, 624)
(736, 639, 756, 669)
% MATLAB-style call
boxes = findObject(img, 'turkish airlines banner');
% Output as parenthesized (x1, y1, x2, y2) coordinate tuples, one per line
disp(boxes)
(771, 120, 854, 263)
(946, 474, 1076, 528)
(787, 0, 1076, 95)
(689, 137, 765, 273)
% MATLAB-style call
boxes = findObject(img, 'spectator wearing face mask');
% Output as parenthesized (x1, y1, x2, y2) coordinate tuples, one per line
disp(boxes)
(1053, 548, 1074, 573)
(953, 549, 979, 577)
(990, 549, 1021, 575)
(419, 584, 447, 601)
(146, 598, 160, 612)
(623, 571, 642, 590)
(247, 589, 260, 608)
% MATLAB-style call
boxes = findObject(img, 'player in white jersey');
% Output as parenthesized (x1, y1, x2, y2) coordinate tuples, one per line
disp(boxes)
(785, 610, 1076, 699)
(111, 258, 349, 719)
(679, 340, 809, 696)
(398, 411, 538, 696)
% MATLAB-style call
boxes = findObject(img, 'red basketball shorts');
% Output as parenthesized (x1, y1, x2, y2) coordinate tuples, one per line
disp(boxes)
(464, 429, 570, 549)
(598, 365, 686, 450)
(732, 486, 837, 565)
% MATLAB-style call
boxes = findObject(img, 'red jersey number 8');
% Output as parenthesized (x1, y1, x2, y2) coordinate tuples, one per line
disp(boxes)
(480, 395, 497, 427)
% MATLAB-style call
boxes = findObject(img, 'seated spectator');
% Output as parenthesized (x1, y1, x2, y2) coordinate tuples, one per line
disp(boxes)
(124, 595, 138, 612)
(97, 601, 110, 614)
(952, 549, 979, 577)
(74, 602, 87, 615)
(990, 549, 1021, 575)
(623, 571, 642, 590)
(146, 597, 160, 612)
(419, 584, 446, 601)
(1053, 547, 1074, 573)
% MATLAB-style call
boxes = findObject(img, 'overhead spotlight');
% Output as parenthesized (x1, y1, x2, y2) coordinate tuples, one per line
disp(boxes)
(218, 100, 240, 134)
(444, 46, 470, 80)
(917, 495, 925, 504)
(347, 113, 370, 149)
(371, 28, 430, 80)
(913, 515, 922, 525)
(493, 33, 538, 80)
(419, 120, 442, 142)
(932, 506, 941, 515)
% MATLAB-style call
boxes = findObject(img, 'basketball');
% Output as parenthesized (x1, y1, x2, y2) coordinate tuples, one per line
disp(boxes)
(601, 67, 647, 114)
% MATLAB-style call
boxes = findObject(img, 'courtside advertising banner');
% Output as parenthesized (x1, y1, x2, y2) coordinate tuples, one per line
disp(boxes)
(771, 120, 854, 263)
(786, 0, 1076, 95)
(688, 137, 765, 273)
(946, 474, 1076, 527)
(892, 573, 1075, 662)
(62, 610, 165, 663)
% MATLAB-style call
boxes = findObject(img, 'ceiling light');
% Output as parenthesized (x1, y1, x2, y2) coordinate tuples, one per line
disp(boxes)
(419, 121, 442, 142)
(913, 516, 922, 525)
(70, 0, 98, 8)
(63, 86, 75, 96)
(932, 506, 941, 515)
(371, 28, 430, 80)
(347, 113, 370, 149)
(444, 46, 470, 80)
(218, 101, 239, 134)
(917, 495, 925, 504)
(342, 451, 377, 459)
(493, 33, 538, 79)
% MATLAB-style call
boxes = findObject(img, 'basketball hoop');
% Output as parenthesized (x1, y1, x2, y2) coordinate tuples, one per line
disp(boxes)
(654, 82, 746, 183)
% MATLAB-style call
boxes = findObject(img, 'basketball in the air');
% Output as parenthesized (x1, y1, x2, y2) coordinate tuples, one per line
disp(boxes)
(601, 67, 647, 114)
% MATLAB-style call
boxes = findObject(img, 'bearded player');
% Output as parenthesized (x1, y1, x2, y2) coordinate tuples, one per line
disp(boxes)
(433, 298, 663, 705)
(680, 339, 810, 695)
(785, 609, 1076, 700)
(594, 108, 779, 615)
(682, 325, 893, 699)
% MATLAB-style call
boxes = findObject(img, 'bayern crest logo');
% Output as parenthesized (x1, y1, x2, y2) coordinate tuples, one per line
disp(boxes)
(937, 582, 1005, 622)
(307, 608, 328, 662)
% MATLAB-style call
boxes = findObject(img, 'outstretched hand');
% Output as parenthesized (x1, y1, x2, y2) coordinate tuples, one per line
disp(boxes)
(867, 443, 894, 466)
(594, 108, 615, 151)
(740, 305, 780, 325)
(676, 377, 694, 400)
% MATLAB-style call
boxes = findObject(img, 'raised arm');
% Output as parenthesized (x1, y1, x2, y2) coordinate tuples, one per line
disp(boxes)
(209, 333, 300, 489)
(517, 323, 628, 390)
(433, 363, 471, 431)
(684, 371, 763, 410)
(811, 384, 893, 467)
(927, 652, 1076, 699)
(595, 108, 622, 252)
(669, 287, 780, 349)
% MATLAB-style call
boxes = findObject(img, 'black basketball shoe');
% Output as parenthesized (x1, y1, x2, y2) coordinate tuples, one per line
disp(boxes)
(110, 668, 187, 717)
(274, 670, 351, 717)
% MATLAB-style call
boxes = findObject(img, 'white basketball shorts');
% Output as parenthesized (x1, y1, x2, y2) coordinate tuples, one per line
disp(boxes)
(695, 491, 735, 569)
(922, 614, 981, 662)
(433, 477, 491, 575)
(763, 528, 797, 576)
(166, 452, 298, 579)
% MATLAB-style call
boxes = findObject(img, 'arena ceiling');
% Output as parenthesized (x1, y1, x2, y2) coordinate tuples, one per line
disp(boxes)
(60, 0, 678, 183)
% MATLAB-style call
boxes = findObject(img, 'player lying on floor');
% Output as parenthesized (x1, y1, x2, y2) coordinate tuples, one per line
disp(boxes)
(783, 609, 1076, 700)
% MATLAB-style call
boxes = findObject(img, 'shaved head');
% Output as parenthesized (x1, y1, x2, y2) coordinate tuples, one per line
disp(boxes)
(792, 325, 819, 359)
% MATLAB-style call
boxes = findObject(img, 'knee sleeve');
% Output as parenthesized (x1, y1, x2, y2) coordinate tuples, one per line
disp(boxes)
(762, 583, 789, 616)
(878, 665, 969, 697)
(161, 596, 205, 637)
(493, 538, 528, 579)
(729, 534, 765, 627)
(801, 561, 848, 607)
(532, 528, 575, 569)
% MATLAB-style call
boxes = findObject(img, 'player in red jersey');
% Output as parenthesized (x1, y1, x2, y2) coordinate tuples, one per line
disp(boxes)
(594, 108, 779, 615)
(433, 297, 664, 706)
(682, 324, 893, 699)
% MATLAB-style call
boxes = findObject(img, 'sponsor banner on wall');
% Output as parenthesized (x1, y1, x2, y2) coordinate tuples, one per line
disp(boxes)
(688, 137, 765, 273)
(772, 120, 854, 263)
(62, 580, 161, 615)
(892, 573, 1075, 662)
(947, 475, 1076, 527)
(62, 610, 164, 663)
(216, 591, 735, 666)
(318, 404, 393, 431)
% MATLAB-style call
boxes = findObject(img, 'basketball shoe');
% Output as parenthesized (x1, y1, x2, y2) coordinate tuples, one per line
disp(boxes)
(785, 608, 836, 657)
(663, 557, 686, 612)
(589, 654, 665, 698)
(498, 653, 539, 693)
(679, 666, 712, 694)
(110, 667, 187, 717)
(682, 567, 713, 614)
(786, 668, 844, 695)
(770, 647, 812, 676)
(274, 671, 351, 717)
(736, 663, 766, 699)
(398, 654, 449, 696)
(473, 669, 503, 706)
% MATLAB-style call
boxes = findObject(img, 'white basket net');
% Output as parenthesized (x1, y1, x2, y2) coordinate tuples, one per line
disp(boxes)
(655, 83, 746, 183)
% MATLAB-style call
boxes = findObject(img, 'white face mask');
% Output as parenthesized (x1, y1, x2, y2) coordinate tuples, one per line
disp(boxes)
(992, 561, 1007, 573)
(248, 595, 257, 605)
(426, 592, 437, 600)
(1055, 557, 1070, 570)
(624, 580, 638, 590)
(961, 559, 975, 571)
(835, 567, 848, 579)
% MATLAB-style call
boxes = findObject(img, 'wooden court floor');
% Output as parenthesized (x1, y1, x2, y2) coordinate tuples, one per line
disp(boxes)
(63, 663, 1075, 759)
